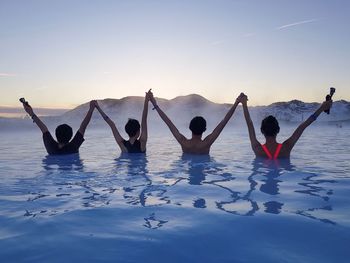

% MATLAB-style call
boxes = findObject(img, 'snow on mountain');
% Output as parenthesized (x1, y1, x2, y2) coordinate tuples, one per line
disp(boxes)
(259, 100, 350, 122)
(1, 95, 349, 132)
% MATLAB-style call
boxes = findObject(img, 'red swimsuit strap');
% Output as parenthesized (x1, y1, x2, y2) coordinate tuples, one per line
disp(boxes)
(261, 144, 272, 159)
(261, 143, 282, 159)
(273, 143, 283, 159)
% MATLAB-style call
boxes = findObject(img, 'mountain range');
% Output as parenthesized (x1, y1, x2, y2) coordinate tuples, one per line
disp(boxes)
(1, 94, 349, 131)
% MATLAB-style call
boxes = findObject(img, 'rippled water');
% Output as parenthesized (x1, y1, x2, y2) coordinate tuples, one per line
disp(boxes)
(1, 124, 350, 262)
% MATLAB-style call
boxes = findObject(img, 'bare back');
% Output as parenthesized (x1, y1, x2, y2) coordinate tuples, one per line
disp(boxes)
(253, 141, 291, 159)
(180, 138, 211, 154)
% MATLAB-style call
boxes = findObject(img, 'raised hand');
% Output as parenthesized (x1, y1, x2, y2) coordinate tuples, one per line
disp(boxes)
(23, 103, 34, 117)
(94, 100, 102, 110)
(20, 98, 35, 116)
(239, 93, 248, 105)
(78, 100, 96, 136)
(20, 98, 48, 133)
(145, 89, 152, 101)
(148, 90, 157, 106)
(89, 100, 97, 110)
(321, 100, 332, 112)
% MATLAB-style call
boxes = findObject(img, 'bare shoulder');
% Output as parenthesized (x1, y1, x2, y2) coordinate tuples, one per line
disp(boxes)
(281, 139, 293, 152)
(181, 139, 210, 154)
(179, 137, 191, 147)
(253, 144, 264, 156)
(280, 142, 292, 157)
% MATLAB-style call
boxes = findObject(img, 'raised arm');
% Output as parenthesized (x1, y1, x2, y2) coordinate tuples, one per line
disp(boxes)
(241, 94, 261, 152)
(203, 94, 241, 146)
(139, 90, 150, 151)
(149, 91, 186, 145)
(95, 101, 126, 151)
(21, 99, 48, 133)
(283, 100, 332, 151)
(78, 100, 96, 136)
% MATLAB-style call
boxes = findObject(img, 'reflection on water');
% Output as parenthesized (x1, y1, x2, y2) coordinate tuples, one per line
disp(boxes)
(0, 145, 342, 227)
(246, 158, 296, 215)
(42, 154, 84, 171)
(1, 127, 349, 263)
(143, 213, 168, 229)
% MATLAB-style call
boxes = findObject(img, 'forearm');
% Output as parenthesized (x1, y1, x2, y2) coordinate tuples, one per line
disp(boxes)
(31, 114, 48, 133)
(140, 99, 149, 138)
(23, 104, 48, 133)
(155, 107, 172, 129)
(96, 107, 114, 127)
(284, 106, 324, 148)
(222, 101, 239, 126)
(155, 106, 183, 140)
(79, 108, 94, 135)
(204, 102, 239, 145)
(243, 104, 254, 128)
(298, 104, 324, 132)
(306, 105, 324, 125)
(97, 106, 108, 119)
(242, 104, 258, 147)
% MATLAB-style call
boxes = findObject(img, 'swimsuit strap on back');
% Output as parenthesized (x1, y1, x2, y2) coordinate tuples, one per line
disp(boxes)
(261, 143, 282, 159)
(273, 143, 283, 159)
(261, 144, 273, 159)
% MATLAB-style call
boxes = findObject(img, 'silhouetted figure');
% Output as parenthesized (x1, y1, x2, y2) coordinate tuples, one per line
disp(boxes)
(21, 99, 96, 155)
(239, 94, 333, 159)
(95, 90, 151, 153)
(149, 91, 243, 154)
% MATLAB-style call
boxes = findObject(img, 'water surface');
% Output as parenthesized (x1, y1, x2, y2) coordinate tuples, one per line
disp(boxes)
(0, 125, 349, 262)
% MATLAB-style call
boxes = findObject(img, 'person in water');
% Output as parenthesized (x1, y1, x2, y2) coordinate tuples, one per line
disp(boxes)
(239, 93, 333, 159)
(21, 99, 96, 155)
(148, 90, 243, 154)
(94, 90, 151, 153)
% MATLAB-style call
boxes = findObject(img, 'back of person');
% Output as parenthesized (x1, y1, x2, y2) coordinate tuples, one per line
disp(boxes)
(149, 92, 243, 155)
(21, 99, 95, 156)
(257, 142, 291, 159)
(94, 94, 150, 154)
(43, 131, 84, 155)
(123, 139, 145, 153)
(181, 139, 211, 155)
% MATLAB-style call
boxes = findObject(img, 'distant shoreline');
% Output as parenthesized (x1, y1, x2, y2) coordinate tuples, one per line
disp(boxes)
(0, 107, 69, 118)
(1, 95, 349, 121)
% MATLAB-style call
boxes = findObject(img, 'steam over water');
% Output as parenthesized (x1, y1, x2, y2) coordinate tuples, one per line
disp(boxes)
(0, 124, 349, 262)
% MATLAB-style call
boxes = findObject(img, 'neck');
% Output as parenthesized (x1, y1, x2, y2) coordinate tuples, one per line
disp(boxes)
(191, 134, 202, 140)
(265, 136, 277, 144)
(129, 136, 138, 143)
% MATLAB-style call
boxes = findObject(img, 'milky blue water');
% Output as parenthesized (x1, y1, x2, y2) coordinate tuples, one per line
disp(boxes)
(1, 124, 350, 262)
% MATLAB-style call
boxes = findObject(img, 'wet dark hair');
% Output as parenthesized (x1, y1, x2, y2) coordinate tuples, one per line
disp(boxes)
(261, 115, 280, 137)
(55, 124, 73, 144)
(189, 116, 206, 135)
(125, 119, 140, 137)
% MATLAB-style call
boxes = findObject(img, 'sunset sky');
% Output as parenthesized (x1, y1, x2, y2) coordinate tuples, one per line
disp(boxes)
(1, 0, 349, 108)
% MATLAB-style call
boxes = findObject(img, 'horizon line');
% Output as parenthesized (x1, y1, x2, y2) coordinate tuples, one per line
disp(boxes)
(1, 95, 346, 111)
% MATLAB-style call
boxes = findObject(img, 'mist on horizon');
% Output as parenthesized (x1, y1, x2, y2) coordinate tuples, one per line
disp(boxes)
(1, 95, 348, 137)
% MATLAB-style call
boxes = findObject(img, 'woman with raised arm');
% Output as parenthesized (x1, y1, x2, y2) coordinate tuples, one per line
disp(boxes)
(20, 99, 96, 155)
(148, 90, 243, 154)
(240, 93, 333, 159)
(95, 90, 151, 153)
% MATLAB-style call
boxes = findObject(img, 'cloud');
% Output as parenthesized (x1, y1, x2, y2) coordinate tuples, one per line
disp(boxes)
(277, 19, 318, 30)
(0, 73, 16, 77)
